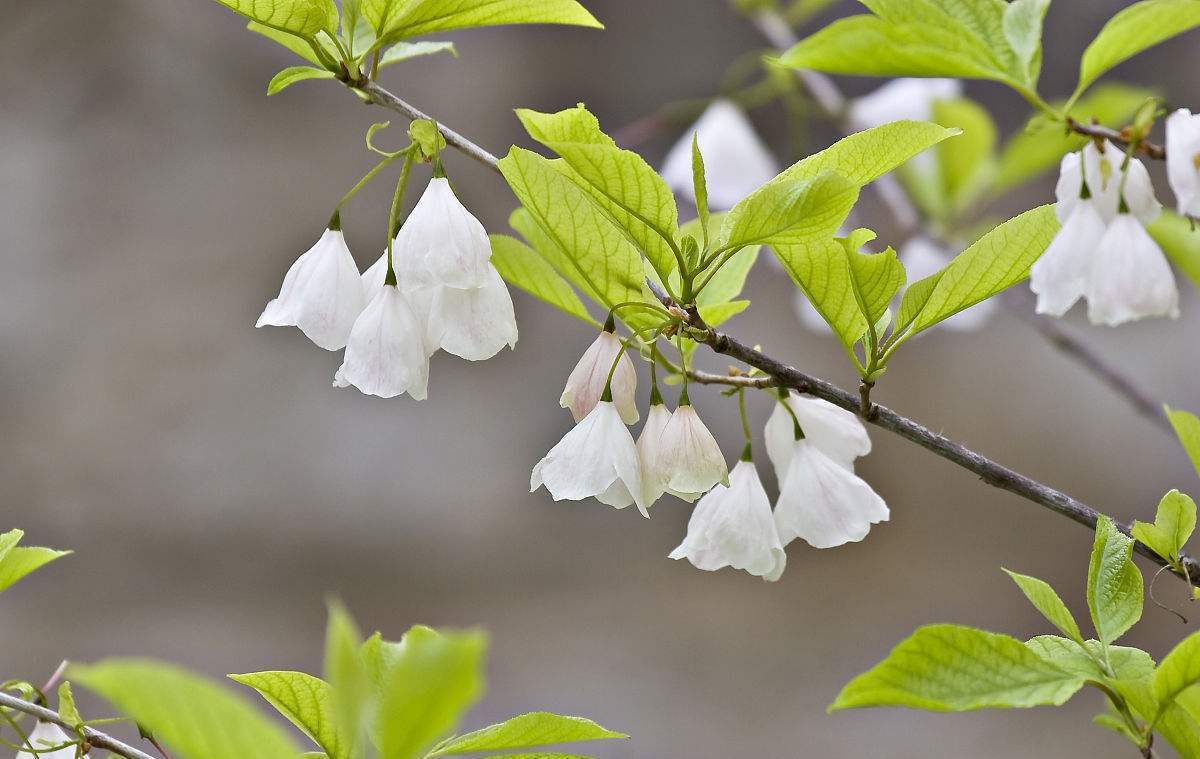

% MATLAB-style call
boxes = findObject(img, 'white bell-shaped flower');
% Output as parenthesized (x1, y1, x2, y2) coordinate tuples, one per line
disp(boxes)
(661, 99, 779, 210)
(531, 400, 648, 516)
(636, 400, 674, 507)
(16, 722, 84, 759)
(1085, 211, 1180, 326)
(256, 221, 366, 350)
(765, 391, 870, 478)
(1167, 108, 1200, 217)
(651, 400, 729, 502)
(774, 438, 889, 549)
(669, 460, 787, 581)
(1057, 142, 1159, 224)
(334, 284, 429, 399)
(900, 236, 995, 331)
(560, 329, 639, 424)
(424, 265, 518, 361)
(392, 177, 492, 290)
(1030, 197, 1108, 317)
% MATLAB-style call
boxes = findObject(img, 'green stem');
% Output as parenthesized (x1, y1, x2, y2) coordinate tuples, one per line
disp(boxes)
(384, 148, 418, 287)
(676, 335, 691, 405)
(737, 389, 753, 461)
(600, 335, 641, 403)
(335, 149, 409, 213)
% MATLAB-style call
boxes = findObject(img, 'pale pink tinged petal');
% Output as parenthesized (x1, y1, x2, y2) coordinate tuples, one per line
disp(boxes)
(334, 286, 429, 399)
(669, 461, 787, 580)
(658, 405, 728, 499)
(775, 441, 889, 549)
(427, 266, 518, 361)
(1167, 109, 1200, 217)
(1086, 214, 1180, 326)
(636, 402, 674, 508)
(560, 331, 638, 424)
(661, 99, 779, 210)
(1029, 199, 1107, 317)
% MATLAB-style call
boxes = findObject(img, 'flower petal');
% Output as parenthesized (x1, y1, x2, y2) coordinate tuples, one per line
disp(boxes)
(1085, 213, 1180, 326)
(1167, 108, 1200, 218)
(427, 265, 518, 361)
(559, 331, 639, 424)
(334, 285, 429, 399)
(1030, 199, 1107, 317)
(774, 440, 889, 549)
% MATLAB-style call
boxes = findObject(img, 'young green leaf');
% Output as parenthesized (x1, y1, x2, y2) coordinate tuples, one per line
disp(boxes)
(209, 0, 339, 37)
(324, 602, 368, 756)
(1025, 636, 1154, 680)
(772, 120, 961, 190)
(720, 172, 858, 250)
(498, 148, 645, 311)
(829, 624, 1086, 713)
(378, 41, 457, 67)
(429, 712, 625, 755)
(1003, 570, 1083, 644)
(489, 234, 597, 327)
(1149, 212, 1200, 292)
(692, 136, 711, 251)
(229, 671, 348, 759)
(247, 21, 329, 64)
(777, 237, 869, 361)
(1117, 678, 1200, 759)
(901, 205, 1058, 336)
(1153, 631, 1200, 712)
(0, 540, 71, 593)
(367, 0, 601, 45)
(1086, 517, 1143, 645)
(843, 234, 905, 328)
(267, 66, 337, 95)
(0, 529, 22, 564)
(1073, 0, 1200, 103)
(378, 626, 487, 759)
(57, 682, 82, 727)
(72, 659, 301, 759)
(1131, 490, 1196, 565)
(932, 97, 997, 211)
(1167, 406, 1200, 478)
(515, 106, 680, 281)
(1002, 0, 1050, 87)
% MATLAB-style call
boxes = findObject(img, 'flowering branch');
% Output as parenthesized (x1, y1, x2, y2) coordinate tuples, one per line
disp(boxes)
(0, 692, 157, 759)
(1065, 118, 1167, 161)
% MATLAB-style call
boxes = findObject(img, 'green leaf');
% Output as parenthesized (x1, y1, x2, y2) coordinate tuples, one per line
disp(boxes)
(516, 106, 680, 282)
(778, 237, 869, 360)
(1002, 0, 1050, 87)
(378, 626, 487, 759)
(696, 300, 749, 328)
(0, 536, 71, 594)
(1086, 517, 1143, 645)
(229, 671, 348, 759)
(1118, 678, 1200, 759)
(57, 682, 82, 727)
(829, 624, 1086, 713)
(720, 171, 858, 249)
(1074, 0, 1200, 103)
(247, 21, 327, 64)
(1132, 490, 1196, 565)
(498, 148, 646, 311)
(1167, 406, 1200, 478)
(341, 0, 367, 54)
(932, 97, 996, 211)
(844, 234, 905, 327)
(430, 712, 625, 755)
(902, 205, 1058, 336)
(489, 234, 597, 327)
(1024, 635, 1154, 680)
(366, 0, 601, 45)
(993, 84, 1156, 193)
(378, 40, 457, 67)
(691, 216, 759, 307)
(1154, 631, 1200, 713)
(692, 136, 711, 251)
(267, 65, 337, 95)
(1149, 211, 1200, 292)
(1003, 570, 1083, 644)
(324, 602, 368, 755)
(210, 0, 338, 36)
(360, 632, 403, 693)
(72, 659, 301, 759)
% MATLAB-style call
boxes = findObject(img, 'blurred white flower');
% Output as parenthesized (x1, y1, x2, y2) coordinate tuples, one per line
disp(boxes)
(1057, 141, 1158, 224)
(847, 78, 961, 176)
(16, 722, 84, 759)
(1166, 108, 1200, 217)
(765, 392, 870, 478)
(256, 222, 366, 350)
(669, 460, 787, 581)
(774, 438, 889, 549)
(652, 402, 729, 502)
(531, 400, 648, 517)
(1086, 212, 1179, 326)
(560, 329, 639, 424)
(1031, 192, 1107, 317)
(661, 99, 779, 210)
(334, 285, 429, 400)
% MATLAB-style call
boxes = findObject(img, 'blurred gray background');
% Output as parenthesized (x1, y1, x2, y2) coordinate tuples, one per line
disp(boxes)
(3, 1, 1200, 756)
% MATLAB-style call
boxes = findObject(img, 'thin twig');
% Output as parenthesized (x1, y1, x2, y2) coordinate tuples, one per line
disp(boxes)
(1066, 118, 1166, 161)
(0, 693, 158, 759)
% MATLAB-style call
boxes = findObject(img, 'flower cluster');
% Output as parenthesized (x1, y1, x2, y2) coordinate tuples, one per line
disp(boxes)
(257, 177, 517, 398)
(532, 331, 889, 582)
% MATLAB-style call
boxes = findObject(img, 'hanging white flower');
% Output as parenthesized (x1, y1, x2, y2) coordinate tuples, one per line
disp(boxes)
(669, 460, 787, 581)
(334, 285, 430, 399)
(636, 400, 674, 507)
(650, 401, 729, 502)
(531, 400, 648, 517)
(425, 265, 518, 361)
(1085, 211, 1179, 326)
(661, 99, 779, 210)
(1056, 141, 1157, 224)
(774, 438, 889, 549)
(1166, 108, 1200, 217)
(256, 221, 366, 350)
(16, 722, 84, 759)
(765, 391, 871, 479)
(560, 329, 639, 424)
(1030, 187, 1108, 317)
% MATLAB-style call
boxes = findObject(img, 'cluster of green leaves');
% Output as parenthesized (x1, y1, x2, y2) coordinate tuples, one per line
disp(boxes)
(830, 409, 1200, 756)
(493, 102, 1055, 382)
(0, 528, 70, 596)
(71, 604, 625, 759)
(204, 0, 602, 95)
